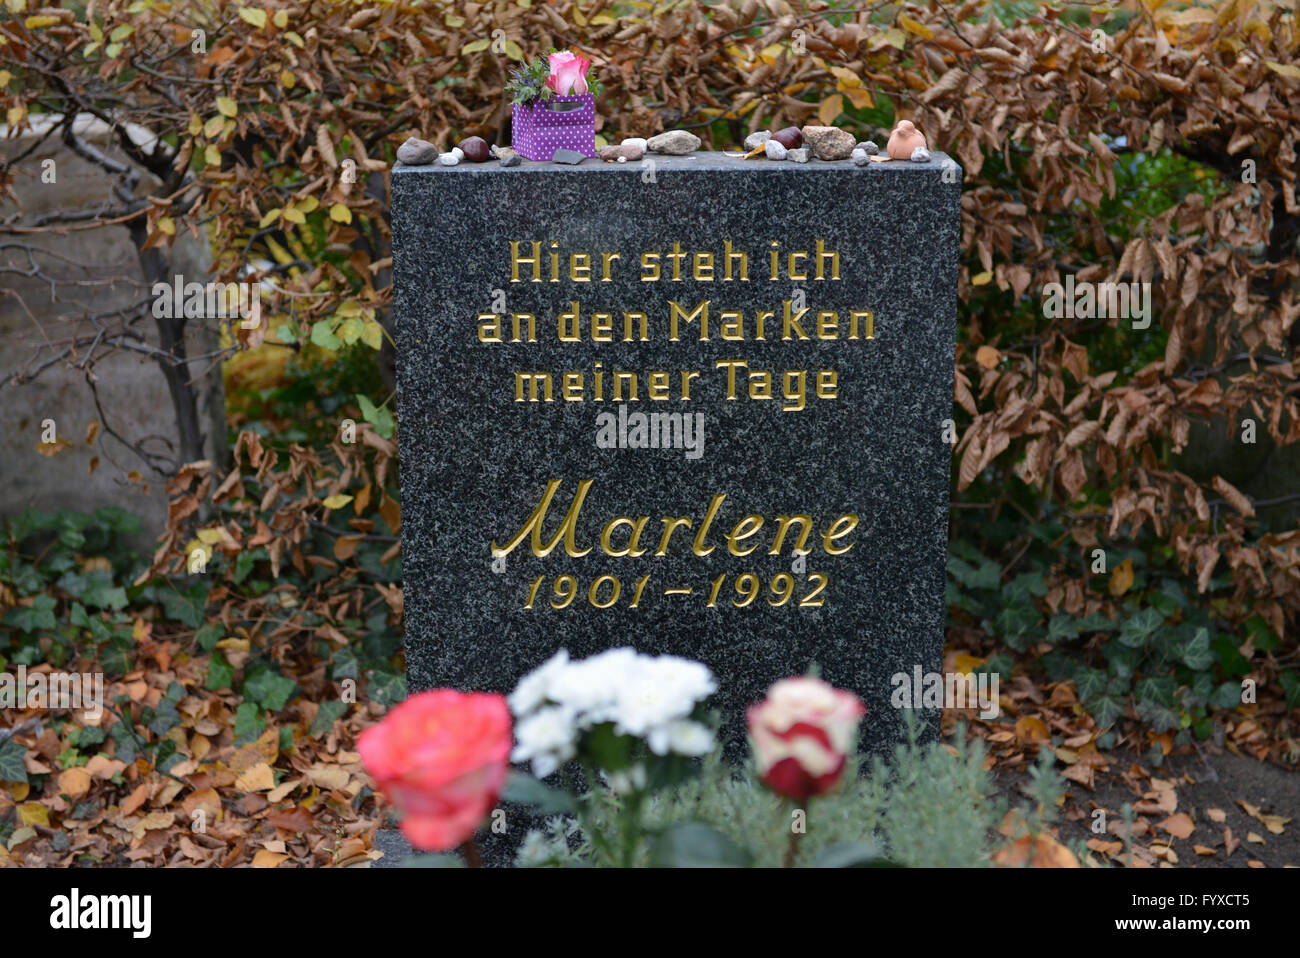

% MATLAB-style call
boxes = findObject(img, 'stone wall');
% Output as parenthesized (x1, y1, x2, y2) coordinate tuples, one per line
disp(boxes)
(0, 114, 227, 547)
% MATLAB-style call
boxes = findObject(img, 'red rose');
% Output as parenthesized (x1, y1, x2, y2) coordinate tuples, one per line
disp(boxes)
(747, 677, 865, 802)
(359, 690, 512, 851)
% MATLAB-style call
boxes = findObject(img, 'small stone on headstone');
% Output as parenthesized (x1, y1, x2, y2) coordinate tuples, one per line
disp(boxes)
(787, 148, 810, 164)
(621, 137, 648, 153)
(600, 144, 644, 162)
(743, 130, 772, 151)
(800, 125, 856, 160)
(499, 152, 521, 167)
(851, 148, 870, 167)
(765, 139, 788, 160)
(856, 141, 879, 155)
(646, 130, 701, 155)
(491, 145, 516, 159)
(451, 147, 464, 160)
(438, 153, 459, 166)
(396, 136, 439, 166)
(551, 148, 587, 165)
(910, 147, 931, 163)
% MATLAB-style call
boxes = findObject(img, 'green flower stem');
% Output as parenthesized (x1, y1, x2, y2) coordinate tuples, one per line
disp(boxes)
(571, 762, 617, 865)
(619, 790, 645, 868)
(784, 802, 806, 868)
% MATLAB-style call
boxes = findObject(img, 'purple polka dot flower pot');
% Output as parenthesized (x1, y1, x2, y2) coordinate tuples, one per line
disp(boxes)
(511, 94, 597, 162)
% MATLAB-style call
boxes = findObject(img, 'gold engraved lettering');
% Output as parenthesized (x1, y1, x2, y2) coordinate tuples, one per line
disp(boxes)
(669, 300, 709, 341)
(769, 515, 813, 555)
(510, 240, 542, 282)
(491, 479, 594, 558)
(727, 514, 765, 556)
(601, 516, 650, 557)
(515, 372, 553, 402)
(477, 313, 502, 342)
(655, 517, 693, 556)
(823, 515, 859, 554)
(723, 240, 748, 281)
(692, 494, 726, 556)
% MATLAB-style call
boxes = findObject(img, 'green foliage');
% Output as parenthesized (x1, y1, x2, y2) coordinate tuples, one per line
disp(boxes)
(0, 738, 28, 784)
(515, 722, 1039, 868)
(946, 501, 1290, 746)
(1, 508, 146, 675)
(648, 822, 753, 868)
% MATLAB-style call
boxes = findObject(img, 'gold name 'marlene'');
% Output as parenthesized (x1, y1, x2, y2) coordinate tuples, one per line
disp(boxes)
(490, 479, 858, 560)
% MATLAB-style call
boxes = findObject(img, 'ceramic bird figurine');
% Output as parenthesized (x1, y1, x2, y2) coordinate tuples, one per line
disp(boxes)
(886, 120, 927, 160)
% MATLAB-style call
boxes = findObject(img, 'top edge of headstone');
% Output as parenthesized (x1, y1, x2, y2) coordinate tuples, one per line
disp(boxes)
(393, 150, 960, 175)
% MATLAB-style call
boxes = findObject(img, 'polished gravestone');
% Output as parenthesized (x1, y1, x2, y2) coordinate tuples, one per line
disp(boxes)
(391, 151, 960, 759)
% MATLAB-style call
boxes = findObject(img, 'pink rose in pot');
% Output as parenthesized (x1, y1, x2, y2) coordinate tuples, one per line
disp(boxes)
(747, 677, 865, 802)
(546, 50, 591, 96)
(359, 689, 512, 852)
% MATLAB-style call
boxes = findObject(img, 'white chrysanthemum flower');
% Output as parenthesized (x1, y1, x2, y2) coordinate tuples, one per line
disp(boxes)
(614, 679, 693, 735)
(665, 719, 715, 757)
(510, 648, 716, 778)
(508, 649, 571, 716)
(511, 705, 577, 777)
(613, 656, 716, 736)
(546, 646, 639, 714)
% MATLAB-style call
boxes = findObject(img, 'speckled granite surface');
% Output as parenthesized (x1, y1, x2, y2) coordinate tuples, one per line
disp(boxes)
(391, 150, 960, 758)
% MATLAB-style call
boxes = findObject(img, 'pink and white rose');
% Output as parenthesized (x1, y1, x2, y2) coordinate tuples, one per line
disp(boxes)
(747, 677, 865, 802)
(546, 50, 591, 96)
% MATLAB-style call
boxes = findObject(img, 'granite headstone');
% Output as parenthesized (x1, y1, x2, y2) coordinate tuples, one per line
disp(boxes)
(391, 151, 960, 756)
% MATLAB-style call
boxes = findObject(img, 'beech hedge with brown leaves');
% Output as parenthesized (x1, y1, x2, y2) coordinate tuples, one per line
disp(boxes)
(3, 1, 1298, 647)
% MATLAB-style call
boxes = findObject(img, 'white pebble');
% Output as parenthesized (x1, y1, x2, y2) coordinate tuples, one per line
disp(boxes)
(621, 137, 648, 152)
(617, 155, 628, 163)
(452, 147, 465, 160)
(765, 139, 788, 160)
(438, 153, 460, 166)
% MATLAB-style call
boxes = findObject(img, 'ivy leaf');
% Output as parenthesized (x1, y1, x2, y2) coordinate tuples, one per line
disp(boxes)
(207, 652, 235, 691)
(1118, 607, 1163, 649)
(233, 703, 266, 744)
(82, 571, 127, 611)
(310, 701, 348, 737)
(243, 666, 296, 711)
(160, 581, 211, 628)
(1180, 627, 1213, 670)
(368, 669, 406, 706)
(0, 738, 28, 784)
(1086, 692, 1126, 731)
